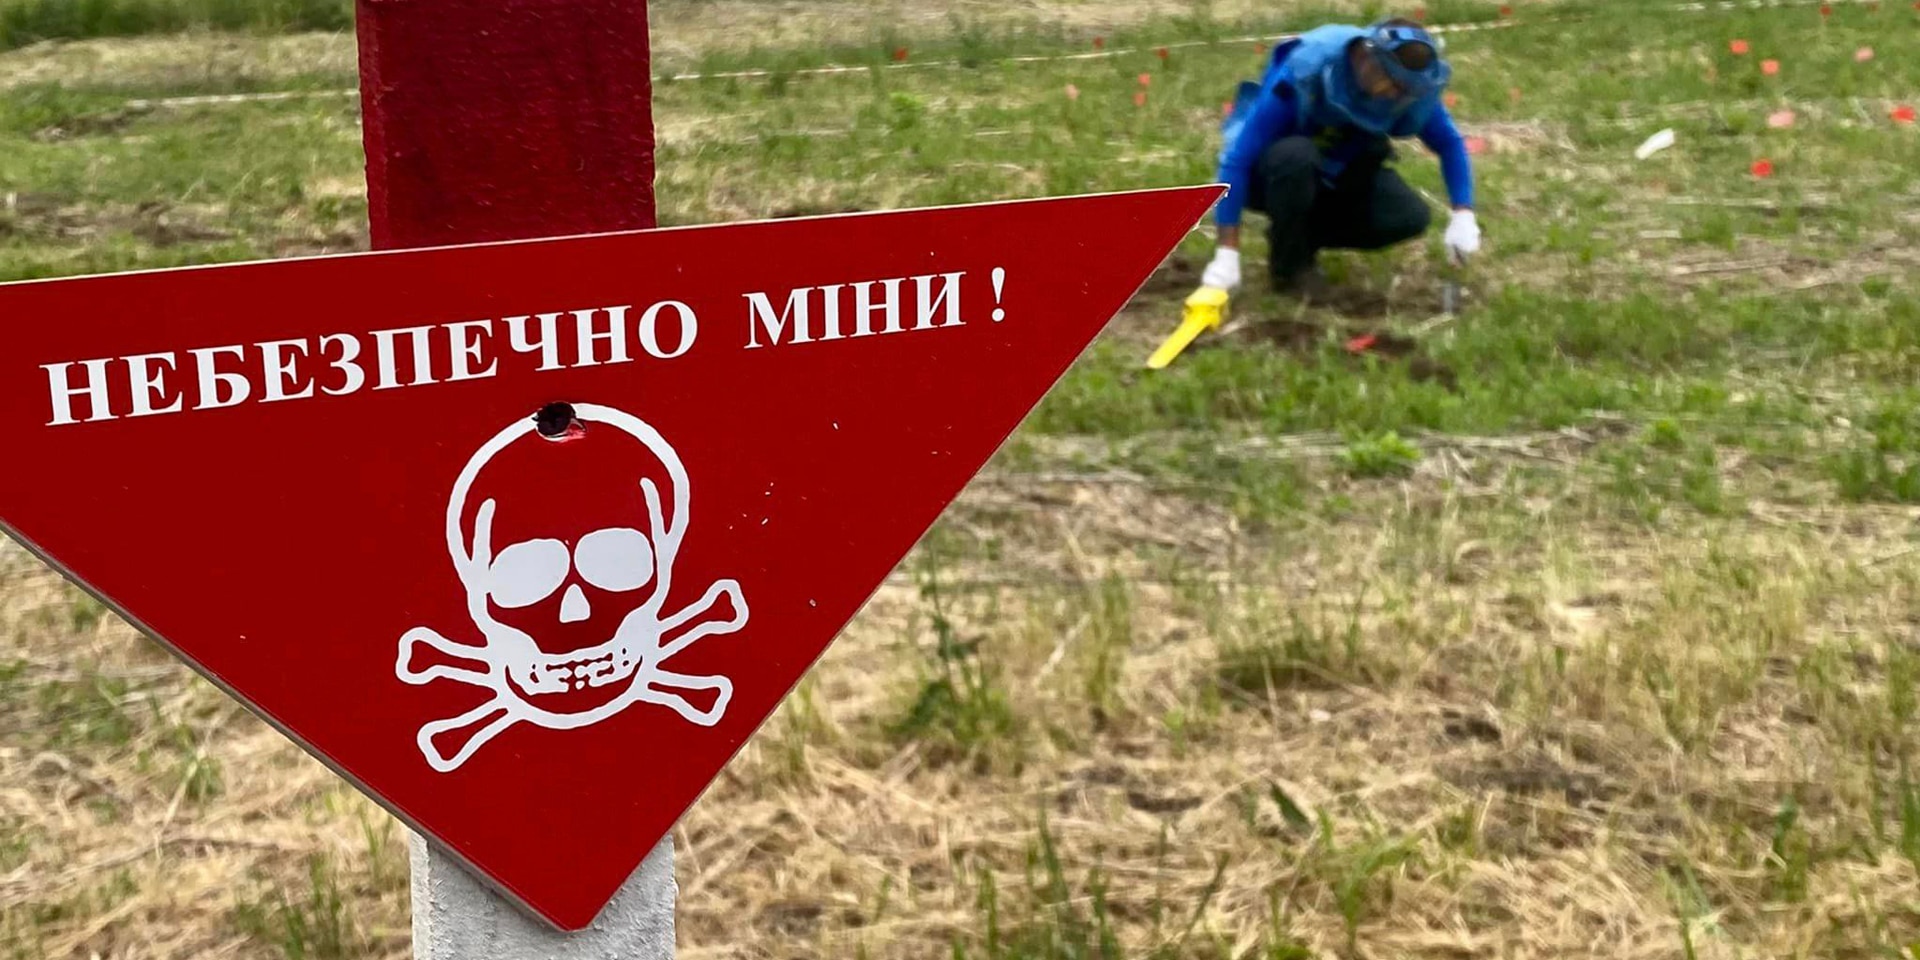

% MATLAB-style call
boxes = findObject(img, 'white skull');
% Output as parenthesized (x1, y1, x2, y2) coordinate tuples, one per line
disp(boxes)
(396, 402, 747, 772)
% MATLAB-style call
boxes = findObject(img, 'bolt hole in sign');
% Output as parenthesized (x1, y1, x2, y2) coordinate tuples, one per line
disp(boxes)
(535, 401, 586, 441)
(0, 186, 1218, 929)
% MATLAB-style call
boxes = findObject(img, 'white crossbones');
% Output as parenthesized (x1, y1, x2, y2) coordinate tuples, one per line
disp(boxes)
(395, 403, 747, 773)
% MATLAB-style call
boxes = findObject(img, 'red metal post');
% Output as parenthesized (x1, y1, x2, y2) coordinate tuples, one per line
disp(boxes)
(354, 0, 657, 250)
(352, 0, 666, 939)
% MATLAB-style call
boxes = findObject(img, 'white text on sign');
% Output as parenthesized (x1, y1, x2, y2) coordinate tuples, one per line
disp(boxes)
(743, 272, 966, 348)
(37, 269, 1004, 427)
(39, 306, 692, 427)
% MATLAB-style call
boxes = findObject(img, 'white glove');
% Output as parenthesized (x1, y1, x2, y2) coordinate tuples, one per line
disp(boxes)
(1200, 247, 1241, 291)
(1444, 209, 1481, 263)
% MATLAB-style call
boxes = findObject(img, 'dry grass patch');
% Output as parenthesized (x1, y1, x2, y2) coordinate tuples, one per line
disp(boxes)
(0, 560, 409, 960)
(5, 458, 1920, 958)
(0, 32, 353, 92)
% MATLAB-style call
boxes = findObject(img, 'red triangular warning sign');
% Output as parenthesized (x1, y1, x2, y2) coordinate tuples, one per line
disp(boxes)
(0, 185, 1217, 929)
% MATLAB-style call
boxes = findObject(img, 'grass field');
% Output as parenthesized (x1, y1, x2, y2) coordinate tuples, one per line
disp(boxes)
(4, 0, 1920, 957)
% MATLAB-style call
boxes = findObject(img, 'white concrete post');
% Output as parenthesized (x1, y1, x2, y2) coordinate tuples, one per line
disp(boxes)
(410, 834, 675, 958)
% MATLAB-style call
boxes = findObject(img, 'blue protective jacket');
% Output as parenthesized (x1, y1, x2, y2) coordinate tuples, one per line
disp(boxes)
(1214, 25, 1474, 227)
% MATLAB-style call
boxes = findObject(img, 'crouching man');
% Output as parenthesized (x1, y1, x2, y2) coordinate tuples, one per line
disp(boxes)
(1200, 18, 1482, 304)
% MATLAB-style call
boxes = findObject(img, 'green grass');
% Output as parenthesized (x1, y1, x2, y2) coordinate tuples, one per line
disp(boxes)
(0, 0, 349, 49)
(651, 3, 1920, 492)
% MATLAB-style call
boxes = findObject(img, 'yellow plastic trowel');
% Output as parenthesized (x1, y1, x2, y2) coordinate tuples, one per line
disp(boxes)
(1145, 286, 1229, 370)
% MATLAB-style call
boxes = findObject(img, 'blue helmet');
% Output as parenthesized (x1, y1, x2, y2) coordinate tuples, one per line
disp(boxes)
(1363, 19, 1451, 101)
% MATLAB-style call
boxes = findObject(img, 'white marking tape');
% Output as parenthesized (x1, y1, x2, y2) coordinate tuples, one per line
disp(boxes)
(123, 88, 360, 110)
(657, 20, 1519, 81)
(112, 0, 1902, 111)
(115, 19, 1517, 108)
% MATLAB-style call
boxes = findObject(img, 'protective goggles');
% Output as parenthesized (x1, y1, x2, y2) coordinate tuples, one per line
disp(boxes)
(1364, 22, 1451, 99)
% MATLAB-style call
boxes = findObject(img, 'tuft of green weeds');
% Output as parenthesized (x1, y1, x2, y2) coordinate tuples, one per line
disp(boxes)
(1078, 573, 1133, 730)
(33, 671, 140, 748)
(1215, 590, 1382, 700)
(890, 554, 1020, 768)
(1829, 402, 1920, 504)
(1664, 859, 1718, 960)
(770, 676, 834, 787)
(1765, 797, 1813, 904)
(229, 853, 359, 960)
(1340, 430, 1421, 479)
(952, 810, 1231, 960)
(0, 816, 32, 873)
(1602, 430, 1734, 522)
(1260, 888, 1315, 960)
(1306, 810, 1423, 956)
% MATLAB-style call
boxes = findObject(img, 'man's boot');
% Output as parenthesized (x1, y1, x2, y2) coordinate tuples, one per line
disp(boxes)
(1274, 264, 1335, 305)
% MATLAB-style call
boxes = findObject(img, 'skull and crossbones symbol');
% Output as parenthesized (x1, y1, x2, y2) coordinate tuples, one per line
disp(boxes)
(396, 402, 747, 773)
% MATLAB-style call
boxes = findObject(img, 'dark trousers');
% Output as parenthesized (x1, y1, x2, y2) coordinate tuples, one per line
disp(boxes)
(1244, 135, 1432, 285)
